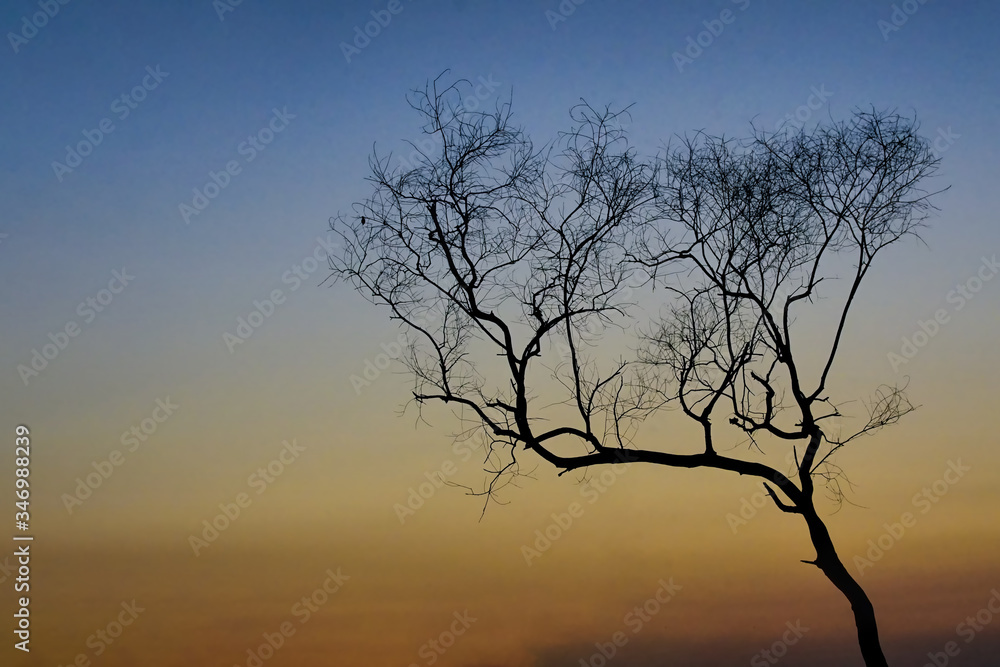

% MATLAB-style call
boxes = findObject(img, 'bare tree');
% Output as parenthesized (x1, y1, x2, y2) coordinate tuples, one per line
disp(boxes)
(328, 74, 944, 666)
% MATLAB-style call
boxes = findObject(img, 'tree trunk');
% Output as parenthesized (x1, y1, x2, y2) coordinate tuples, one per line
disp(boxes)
(802, 508, 889, 667)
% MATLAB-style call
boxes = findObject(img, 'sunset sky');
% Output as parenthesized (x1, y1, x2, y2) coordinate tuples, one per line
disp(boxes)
(2, 1, 999, 665)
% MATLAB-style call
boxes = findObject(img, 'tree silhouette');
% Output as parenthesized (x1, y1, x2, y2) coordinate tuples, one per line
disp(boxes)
(328, 74, 944, 666)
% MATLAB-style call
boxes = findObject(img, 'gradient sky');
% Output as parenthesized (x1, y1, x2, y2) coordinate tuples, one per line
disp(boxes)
(2, 1, 999, 665)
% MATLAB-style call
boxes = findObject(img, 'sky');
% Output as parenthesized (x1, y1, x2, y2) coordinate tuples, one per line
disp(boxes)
(1, 0, 999, 665)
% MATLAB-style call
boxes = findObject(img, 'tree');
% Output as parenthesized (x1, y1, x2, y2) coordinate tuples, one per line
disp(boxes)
(328, 74, 944, 666)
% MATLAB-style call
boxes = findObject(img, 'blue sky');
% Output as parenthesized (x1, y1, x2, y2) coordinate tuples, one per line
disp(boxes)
(3, 1, 996, 310)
